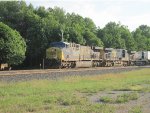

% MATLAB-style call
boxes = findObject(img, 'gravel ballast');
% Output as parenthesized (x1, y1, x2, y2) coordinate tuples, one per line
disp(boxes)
(0, 66, 148, 82)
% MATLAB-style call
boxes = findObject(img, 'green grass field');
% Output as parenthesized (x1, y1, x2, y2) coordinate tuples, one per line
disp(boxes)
(0, 68, 150, 113)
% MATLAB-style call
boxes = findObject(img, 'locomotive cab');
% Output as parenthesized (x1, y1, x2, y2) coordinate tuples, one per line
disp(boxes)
(46, 42, 69, 68)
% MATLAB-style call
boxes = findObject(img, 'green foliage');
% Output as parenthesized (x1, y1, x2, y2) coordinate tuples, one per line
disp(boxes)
(97, 22, 136, 50)
(120, 26, 136, 51)
(25, 10, 48, 60)
(84, 29, 103, 46)
(132, 25, 150, 51)
(0, 22, 26, 65)
(97, 22, 124, 48)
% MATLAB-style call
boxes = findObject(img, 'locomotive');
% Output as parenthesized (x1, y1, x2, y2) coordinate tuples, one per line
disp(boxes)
(130, 51, 150, 65)
(45, 41, 130, 68)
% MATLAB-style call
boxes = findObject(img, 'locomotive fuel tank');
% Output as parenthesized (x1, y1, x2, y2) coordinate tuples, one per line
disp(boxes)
(76, 61, 92, 68)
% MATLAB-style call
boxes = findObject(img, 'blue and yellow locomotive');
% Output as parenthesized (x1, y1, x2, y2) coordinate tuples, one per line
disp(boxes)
(46, 41, 104, 68)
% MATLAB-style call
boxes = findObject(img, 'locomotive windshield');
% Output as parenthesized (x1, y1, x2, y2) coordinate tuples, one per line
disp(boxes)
(50, 42, 69, 48)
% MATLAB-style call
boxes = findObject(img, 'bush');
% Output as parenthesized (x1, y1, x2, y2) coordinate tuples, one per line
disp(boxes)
(0, 22, 26, 65)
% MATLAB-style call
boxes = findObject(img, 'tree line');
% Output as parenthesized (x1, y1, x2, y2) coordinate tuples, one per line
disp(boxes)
(0, 1, 150, 68)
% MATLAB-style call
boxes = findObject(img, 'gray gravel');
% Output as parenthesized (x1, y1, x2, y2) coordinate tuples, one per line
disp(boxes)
(0, 67, 147, 82)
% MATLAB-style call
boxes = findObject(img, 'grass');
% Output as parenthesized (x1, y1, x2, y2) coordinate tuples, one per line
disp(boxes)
(129, 106, 142, 113)
(100, 96, 114, 103)
(0, 68, 150, 113)
(116, 92, 139, 103)
(100, 92, 139, 103)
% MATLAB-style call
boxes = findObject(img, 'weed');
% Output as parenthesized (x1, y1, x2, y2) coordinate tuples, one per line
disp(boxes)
(116, 92, 139, 103)
(43, 96, 57, 104)
(128, 92, 139, 100)
(57, 94, 87, 106)
(100, 96, 114, 103)
(100, 92, 139, 104)
(116, 93, 130, 103)
(129, 106, 142, 113)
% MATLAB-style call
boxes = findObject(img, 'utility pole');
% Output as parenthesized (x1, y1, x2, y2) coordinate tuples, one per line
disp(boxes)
(42, 58, 44, 69)
(61, 29, 64, 42)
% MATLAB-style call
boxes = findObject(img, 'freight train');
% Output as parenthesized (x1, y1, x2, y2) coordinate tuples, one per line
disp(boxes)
(45, 41, 150, 68)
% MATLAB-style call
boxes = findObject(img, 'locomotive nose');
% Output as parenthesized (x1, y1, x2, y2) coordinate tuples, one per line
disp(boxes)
(50, 48, 57, 59)
(46, 47, 63, 60)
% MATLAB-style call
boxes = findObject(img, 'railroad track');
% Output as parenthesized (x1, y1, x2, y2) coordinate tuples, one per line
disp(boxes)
(0, 66, 149, 82)
(0, 66, 140, 76)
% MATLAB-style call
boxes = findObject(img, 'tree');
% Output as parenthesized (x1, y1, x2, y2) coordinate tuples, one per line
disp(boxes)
(24, 10, 48, 66)
(97, 22, 136, 50)
(98, 22, 126, 48)
(0, 22, 26, 65)
(132, 25, 150, 51)
(120, 25, 136, 51)
(0, 1, 28, 31)
(84, 17, 97, 33)
(65, 13, 86, 44)
(35, 6, 49, 18)
(84, 30, 103, 46)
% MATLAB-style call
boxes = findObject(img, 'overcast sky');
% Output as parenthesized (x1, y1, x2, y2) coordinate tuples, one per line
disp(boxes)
(26, 0, 150, 31)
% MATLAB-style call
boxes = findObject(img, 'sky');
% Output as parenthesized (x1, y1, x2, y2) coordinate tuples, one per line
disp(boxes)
(25, 0, 150, 31)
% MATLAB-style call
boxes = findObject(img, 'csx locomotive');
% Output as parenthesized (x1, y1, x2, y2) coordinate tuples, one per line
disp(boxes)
(45, 41, 134, 68)
(130, 51, 150, 65)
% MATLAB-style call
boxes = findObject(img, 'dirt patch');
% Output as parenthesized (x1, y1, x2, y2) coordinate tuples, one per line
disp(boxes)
(89, 91, 150, 113)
